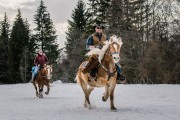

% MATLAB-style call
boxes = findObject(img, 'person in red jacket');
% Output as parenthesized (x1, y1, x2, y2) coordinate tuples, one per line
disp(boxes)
(31, 49, 48, 83)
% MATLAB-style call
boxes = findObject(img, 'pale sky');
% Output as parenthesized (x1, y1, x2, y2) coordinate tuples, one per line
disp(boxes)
(0, 0, 88, 48)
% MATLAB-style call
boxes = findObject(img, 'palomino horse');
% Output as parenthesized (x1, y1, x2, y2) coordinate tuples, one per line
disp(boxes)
(76, 35, 123, 110)
(33, 65, 52, 98)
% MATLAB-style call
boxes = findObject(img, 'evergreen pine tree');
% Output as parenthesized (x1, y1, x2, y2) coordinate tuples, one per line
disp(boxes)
(64, 0, 88, 82)
(0, 13, 10, 83)
(19, 19, 32, 83)
(122, 0, 151, 83)
(33, 0, 58, 64)
(106, 0, 124, 35)
(9, 9, 29, 83)
(86, 0, 111, 33)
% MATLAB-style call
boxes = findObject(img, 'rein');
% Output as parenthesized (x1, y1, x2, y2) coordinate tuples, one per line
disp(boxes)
(99, 53, 117, 81)
(99, 42, 120, 80)
(111, 52, 119, 55)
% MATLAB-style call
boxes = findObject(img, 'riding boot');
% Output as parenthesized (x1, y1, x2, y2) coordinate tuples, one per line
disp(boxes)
(82, 54, 99, 74)
(115, 63, 126, 83)
(117, 73, 125, 81)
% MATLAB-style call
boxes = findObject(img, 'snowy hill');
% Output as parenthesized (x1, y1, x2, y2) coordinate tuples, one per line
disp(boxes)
(0, 82, 180, 120)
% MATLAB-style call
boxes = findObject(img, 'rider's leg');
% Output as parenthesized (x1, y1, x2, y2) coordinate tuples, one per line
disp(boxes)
(115, 63, 125, 81)
(82, 55, 99, 75)
(31, 66, 39, 83)
(31, 66, 35, 83)
(90, 68, 98, 78)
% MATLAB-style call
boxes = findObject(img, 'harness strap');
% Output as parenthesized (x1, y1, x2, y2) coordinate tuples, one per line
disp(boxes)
(111, 52, 119, 55)
(100, 64, 117, 81)
(40, 76, 48, 78)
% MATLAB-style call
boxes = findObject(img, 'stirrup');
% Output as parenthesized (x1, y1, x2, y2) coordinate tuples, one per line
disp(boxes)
(117, 74, 125, 81)
(120, 75, 125, 81)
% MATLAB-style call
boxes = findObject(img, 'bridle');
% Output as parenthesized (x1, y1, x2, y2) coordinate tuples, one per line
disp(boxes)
(99, 41, 120, 80)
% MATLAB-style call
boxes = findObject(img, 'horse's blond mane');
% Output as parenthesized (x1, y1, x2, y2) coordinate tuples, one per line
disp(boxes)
(109, 35, 123, 47)
(86, 35, 123, 63)
(86, 41, 111, 63)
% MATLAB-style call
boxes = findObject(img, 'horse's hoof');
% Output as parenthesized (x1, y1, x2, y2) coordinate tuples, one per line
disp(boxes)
(102, 96, 106, 102)
(45, 92, 49, 95)
(111, 107, 117, 111)
(84, 104, 88, 108)
(36, 93, 38, 97)
(39, 94, 43, 98)
(88, 105, 92, 109)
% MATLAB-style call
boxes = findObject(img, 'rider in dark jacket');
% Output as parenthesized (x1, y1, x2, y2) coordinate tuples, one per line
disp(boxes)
(85, 24, 125, 82)
(31, 49, 48, 83)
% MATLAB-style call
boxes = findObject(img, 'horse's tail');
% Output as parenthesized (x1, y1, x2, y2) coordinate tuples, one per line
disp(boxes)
(76, 70, 83, 86)
(75, 71, 80, 84)
(74, 73, 78, 82)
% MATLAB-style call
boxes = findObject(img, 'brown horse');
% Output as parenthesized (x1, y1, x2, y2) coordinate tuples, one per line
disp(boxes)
(76, 35, 123, 111)
(33, 65, 52, 98)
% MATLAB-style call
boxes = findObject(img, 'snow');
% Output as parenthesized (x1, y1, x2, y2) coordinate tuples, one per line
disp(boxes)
(0, 83, 180, 120)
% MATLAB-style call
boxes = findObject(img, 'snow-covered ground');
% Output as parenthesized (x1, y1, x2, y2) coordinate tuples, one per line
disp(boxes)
(0, 82, 180, 120)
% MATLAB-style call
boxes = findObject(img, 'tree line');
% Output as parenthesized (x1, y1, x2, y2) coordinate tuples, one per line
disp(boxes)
(0, 0, 58, 84)
(1, 0, 179, 84)
(60, 0, 180, 84)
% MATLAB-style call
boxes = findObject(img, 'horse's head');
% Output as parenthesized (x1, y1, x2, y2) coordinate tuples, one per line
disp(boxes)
(39, 67, 48, 77)
(46, 65, 52, 80)
(108, 35, 123, 63)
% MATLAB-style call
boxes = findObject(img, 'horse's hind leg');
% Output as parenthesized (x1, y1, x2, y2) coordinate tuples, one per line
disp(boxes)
(83, 86, 94, 108)
(81, 82, 91, 109)
(33, 82, 38, 97)
(77, 73, 92, 109)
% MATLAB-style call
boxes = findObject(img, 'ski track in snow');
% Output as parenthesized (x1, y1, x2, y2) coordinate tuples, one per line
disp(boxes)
(0, 82, 180, 120)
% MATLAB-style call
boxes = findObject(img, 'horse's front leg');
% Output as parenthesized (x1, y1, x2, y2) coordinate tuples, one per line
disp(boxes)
(102, 83, 110, 102)
(39, 84, 44, 98)
(45, 81, 50, 95)
(110, 89, 117, 111)
(96, 77, 110, 102)
(33, 81, 38, 97)
(109, 78, 117, 111)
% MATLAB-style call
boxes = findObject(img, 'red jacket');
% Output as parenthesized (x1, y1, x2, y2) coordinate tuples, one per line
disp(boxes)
(34, 54, 48, 66)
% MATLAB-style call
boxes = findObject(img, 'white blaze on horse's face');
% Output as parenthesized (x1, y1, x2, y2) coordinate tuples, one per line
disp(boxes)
(46, 65, 52, 80)
(112, 53, 120, 63)
(110, 35, 123, 63)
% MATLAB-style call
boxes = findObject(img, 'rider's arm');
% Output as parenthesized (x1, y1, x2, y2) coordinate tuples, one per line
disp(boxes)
(86, 36, 95, 50)
(106, 35, 109, 41)
(34, 55, 38, 66)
